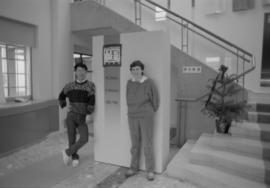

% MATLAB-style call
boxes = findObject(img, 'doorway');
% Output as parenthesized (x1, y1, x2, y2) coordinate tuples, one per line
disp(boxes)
(261, 13, 270, 83)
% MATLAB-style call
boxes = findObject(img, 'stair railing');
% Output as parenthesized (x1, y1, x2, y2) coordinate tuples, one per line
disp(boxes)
(90, 0, 255, 97)
(134, 0, 255, 91)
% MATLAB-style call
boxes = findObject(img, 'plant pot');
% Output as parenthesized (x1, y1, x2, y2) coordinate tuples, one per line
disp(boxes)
(215, 119, 231, 134)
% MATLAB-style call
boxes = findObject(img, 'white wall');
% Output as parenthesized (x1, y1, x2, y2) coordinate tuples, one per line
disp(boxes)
(93, 30, 170, 173)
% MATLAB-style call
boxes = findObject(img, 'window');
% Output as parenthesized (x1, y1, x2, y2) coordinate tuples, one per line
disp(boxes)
(0, 42, 31, 99)
(73, 53, 92, 67)
(155, 7, 167, 21)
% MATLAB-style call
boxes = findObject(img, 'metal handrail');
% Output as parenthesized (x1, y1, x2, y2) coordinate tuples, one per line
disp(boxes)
(142, 0, 252, 57)
(196, 56, 256, 101)
(175, 56, 255, 102)
(175, 97, 196, 102)
(137, 0, 255, 101)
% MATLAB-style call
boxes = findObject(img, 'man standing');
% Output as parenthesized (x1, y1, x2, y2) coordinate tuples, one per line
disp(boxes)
(58, 63, 95, 167)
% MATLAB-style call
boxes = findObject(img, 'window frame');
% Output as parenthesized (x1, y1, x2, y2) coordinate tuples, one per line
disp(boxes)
(0, 42, 32, 102)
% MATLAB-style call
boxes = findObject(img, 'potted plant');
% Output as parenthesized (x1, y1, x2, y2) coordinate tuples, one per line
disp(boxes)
(202, 65, 248, 134)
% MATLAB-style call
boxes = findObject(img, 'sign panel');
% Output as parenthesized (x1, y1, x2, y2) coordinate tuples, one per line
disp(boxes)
(103, 44, 121, 67)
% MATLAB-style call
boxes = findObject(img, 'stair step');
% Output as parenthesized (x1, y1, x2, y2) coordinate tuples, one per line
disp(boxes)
(166, 140, 196, 172)
(202, 133, 270, 160)
(231, 121, 270, 141)
(249, 102, 270, 113)
(181, 164, 269, 188)
(166, 141, 268, 188)
(248, 111, 270, 124)
(248, 92, 270, 104)
(190, 136, 270, 183)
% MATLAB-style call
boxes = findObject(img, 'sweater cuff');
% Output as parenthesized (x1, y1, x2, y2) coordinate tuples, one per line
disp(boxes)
(87, 105, 95, 114)
(59, 100, 67, 108)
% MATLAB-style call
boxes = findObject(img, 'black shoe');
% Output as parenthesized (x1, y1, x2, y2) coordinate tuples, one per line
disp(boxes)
(125, 169, 138, 178)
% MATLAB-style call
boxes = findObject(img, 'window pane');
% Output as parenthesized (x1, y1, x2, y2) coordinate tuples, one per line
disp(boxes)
(2, 59, 7, 73)
(8, 87, 16, 97)
(16, 55, 25, 60)
(17, 88, 26, 96)
(8, 74, 16, 87)
(82, 54, 91, 58)
(0, 44, 6, 58)
(17, 74, 25, 87)
(16, 60, 25, 73)
(7, 59, 16, 73)
(3, 73, 8, 87)
(16, 49, 24, 54)
(73, 53, 80, 58)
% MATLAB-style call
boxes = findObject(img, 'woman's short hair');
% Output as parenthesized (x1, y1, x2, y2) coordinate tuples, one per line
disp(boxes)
(74, 63, 88, 71)
(130, 60, 144, 71)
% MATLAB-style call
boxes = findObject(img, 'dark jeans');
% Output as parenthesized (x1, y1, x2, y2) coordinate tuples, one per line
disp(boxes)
(65, 112, 89, 160)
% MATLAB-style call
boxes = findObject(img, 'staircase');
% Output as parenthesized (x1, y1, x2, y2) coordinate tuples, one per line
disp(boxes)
(166, 99, 270, 188)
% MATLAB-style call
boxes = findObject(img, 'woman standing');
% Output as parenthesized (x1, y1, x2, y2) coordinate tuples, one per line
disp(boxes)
(125, 60, 159, 181)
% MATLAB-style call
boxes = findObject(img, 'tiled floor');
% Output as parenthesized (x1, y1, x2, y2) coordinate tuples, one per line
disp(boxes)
(0, 131, 199, 188)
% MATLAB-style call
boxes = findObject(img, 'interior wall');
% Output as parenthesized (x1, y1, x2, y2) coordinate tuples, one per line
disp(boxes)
(0, 100, 59, 156)
(172, 47, 217, 141)
(93, 30, 170, 173)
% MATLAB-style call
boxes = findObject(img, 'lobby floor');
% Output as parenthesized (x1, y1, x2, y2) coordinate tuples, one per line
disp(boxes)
(0, 131, 199, 188)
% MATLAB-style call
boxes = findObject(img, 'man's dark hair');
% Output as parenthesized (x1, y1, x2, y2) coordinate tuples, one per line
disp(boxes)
(74, 63, 88, 71)
(130, 60, 144, 71)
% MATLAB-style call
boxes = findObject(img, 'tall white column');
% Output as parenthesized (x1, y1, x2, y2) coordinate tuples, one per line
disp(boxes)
(51, 0, 73, 131)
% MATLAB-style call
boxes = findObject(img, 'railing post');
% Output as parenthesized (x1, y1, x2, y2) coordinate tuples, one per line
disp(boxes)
(236, 49, 239, 83)
(181, 21, 189, 54)
(167, 0, 171, 10)
(176, 100, 187, 148)
(134, 0, 142, 25)
(242, 54, 245, 88)
(176, 100, 181, 147)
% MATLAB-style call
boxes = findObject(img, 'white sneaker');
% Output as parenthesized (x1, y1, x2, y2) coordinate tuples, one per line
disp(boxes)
(62, 150, 71, 165)
(147, 172, 155, 181)
(72, 159, 79, 167)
